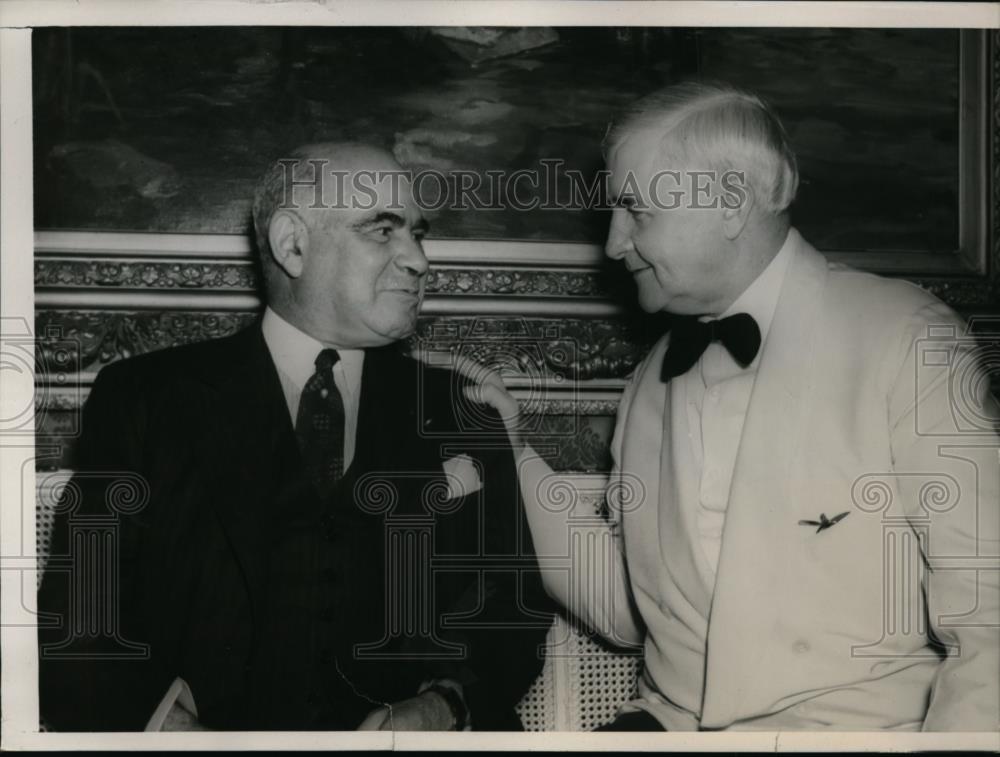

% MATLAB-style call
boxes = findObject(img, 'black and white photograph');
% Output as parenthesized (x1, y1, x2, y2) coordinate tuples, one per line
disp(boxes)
(1, 0, 998, 750)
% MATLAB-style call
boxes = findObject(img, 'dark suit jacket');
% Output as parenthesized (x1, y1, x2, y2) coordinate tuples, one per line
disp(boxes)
(38, 322, 553, 731)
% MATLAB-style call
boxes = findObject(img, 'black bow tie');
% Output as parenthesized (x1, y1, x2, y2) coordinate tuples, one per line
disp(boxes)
(660, 312, 762, 382)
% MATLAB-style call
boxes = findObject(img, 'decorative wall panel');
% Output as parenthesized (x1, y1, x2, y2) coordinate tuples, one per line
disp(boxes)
(33, 310, 659, 381)
(35, 257, 999, 308)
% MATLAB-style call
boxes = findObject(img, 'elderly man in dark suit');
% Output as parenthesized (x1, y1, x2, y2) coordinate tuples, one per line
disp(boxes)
(38, 143, 552, 732)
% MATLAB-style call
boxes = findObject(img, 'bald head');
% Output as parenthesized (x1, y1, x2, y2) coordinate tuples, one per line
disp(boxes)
(252, 142, 407, 272)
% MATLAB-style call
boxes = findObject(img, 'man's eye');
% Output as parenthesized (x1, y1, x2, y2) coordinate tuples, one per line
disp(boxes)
(371, 226, 393, 239)
(412, 229, 426, 242)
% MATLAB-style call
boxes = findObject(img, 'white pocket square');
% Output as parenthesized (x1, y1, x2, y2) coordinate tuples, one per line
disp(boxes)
(441, 454, 482, 500)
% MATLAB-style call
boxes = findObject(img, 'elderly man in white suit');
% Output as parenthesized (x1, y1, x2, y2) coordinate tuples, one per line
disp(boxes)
(462, 82, 999, 731)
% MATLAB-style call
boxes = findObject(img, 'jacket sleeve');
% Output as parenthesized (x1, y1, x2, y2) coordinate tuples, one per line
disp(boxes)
(37, 364, 175, 731)
(887, 302, 1000, 732)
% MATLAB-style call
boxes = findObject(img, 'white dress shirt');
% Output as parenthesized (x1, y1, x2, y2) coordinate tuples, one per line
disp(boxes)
(682, 233, 794, 576)
(261, 307, 364, 468)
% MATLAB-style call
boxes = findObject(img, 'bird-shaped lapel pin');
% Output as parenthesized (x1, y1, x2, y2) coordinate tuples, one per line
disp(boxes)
(799, 511, 849, 533)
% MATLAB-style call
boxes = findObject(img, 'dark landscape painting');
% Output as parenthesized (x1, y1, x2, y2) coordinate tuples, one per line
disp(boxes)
(33, 26, 960, 253)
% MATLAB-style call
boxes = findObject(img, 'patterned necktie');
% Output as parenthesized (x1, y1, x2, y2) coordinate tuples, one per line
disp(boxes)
(660, 312, 761, 382)
(295, 348, 346, 498)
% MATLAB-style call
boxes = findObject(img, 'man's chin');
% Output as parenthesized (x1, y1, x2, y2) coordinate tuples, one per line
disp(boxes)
(372, 315, 419, 343)
(641, 292, 704, 317)
(636, 290, 667, 314)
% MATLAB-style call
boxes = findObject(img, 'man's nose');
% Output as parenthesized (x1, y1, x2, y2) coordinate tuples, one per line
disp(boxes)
(605, 207, 634, 260)
(396, 236, 430, 277)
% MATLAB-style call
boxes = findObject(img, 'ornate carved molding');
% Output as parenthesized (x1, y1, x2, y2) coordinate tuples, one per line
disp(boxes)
(34, 391, 83, 412)
(34, 310, 257, 373)
(35, 258, 260, 291)
(36, 387, 623, 417)
(525, 417, 614, 472)
(34, 311, 658, 381)
(36, 257, 999, 312)
(36, 257, 612, 299)
(413, 316, 656, 380)
(521, 399, 621, 416)
(425, 267, 608, 297)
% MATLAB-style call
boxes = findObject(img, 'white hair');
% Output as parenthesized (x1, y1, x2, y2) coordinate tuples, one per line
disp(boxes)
(605, 81, 799, 214)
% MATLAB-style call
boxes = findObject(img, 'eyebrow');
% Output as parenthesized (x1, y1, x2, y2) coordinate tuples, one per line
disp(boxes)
(351, 211, 429, 234)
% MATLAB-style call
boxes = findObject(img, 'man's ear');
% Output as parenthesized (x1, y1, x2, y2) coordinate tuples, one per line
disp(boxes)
(267, 210, 309, 279)
(721, 176, 755, 240)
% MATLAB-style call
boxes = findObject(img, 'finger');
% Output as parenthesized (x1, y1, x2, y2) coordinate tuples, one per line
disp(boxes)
(410, 346, 449, 367)
(463, 385, 486, 405)
(411, 349, 507, 387)
(452, 354, 503, 387)
(410, 347, 479, 377)
(464, 383, 519, 420)
(482, 382, 520, 416)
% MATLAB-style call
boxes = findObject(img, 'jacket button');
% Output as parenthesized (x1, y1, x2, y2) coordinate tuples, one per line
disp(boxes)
(793, 640, 810, 653)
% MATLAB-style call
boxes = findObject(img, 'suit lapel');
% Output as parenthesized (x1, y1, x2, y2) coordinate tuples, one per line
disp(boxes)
(355, 346, 414, 473)
(352, 346, 444, 517)
(200, 322, 305, 603)
(701, 231, 830, 725)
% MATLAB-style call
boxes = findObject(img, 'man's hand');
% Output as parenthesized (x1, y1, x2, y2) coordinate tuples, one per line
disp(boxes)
(356, 690, 455, 731)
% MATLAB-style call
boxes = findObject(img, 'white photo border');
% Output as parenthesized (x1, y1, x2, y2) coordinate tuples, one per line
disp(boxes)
(2, 1, 998, 751)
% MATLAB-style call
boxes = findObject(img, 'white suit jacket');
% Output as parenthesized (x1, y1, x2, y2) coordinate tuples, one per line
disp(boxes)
(524, 229, 999, 731)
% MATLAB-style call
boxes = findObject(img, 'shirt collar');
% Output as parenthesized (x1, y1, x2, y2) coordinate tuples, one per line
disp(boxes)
(716, 226, 797, 348)
(261, 307, 365, 392)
